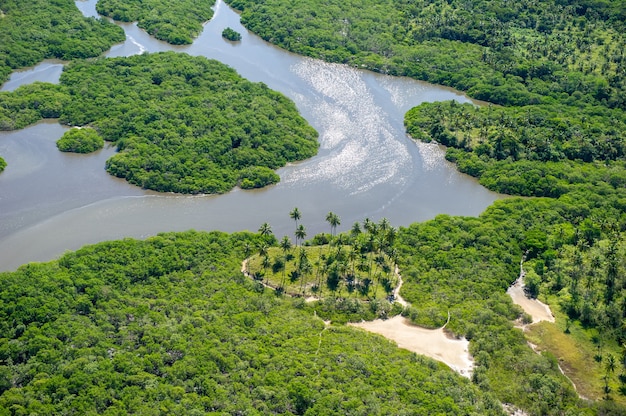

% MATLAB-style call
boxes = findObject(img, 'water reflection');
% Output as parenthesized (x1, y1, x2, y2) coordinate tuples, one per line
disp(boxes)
(0, 0, 502, 270)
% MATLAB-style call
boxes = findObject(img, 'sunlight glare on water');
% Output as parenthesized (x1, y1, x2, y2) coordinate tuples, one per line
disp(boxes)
(289, 60, 409, 194)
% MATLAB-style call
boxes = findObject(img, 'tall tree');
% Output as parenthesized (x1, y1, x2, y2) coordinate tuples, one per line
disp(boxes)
(256, 242, 270, 280)
(279, 236, 292, 288)
(258, 222, 273, 242)
(326, 212, 341, 237)
(243, 242, 252, 275)
(298, 248, 311, 295)
(295, 224, 307, 247)
(262, 255, 272, 284)
(290, 207, 301, 229)
(350, 221, 362, 239)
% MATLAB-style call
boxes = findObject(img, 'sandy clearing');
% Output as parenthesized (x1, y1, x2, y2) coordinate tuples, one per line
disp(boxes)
(507, 278, 555, 323)
(507, 256, 554, 324)
(350, 315, 473, 377)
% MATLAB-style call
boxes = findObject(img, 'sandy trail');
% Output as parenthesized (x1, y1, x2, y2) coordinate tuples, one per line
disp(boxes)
(350, 315, 473, 377)
(507, 256, 554, 323)
(507, 279, 554, 323)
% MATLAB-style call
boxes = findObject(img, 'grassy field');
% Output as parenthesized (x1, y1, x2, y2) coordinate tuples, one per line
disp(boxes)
(525, 299, 626, 405)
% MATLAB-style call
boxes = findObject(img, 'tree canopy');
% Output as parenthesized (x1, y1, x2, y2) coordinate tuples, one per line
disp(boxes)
(56, 127, 104, 153)
(228, 0, 626, 199)
(222, 27, 242, 42)
(0, 0, 124, 84)
(96, 0, 214, 44)
(0, 230, 505, 415)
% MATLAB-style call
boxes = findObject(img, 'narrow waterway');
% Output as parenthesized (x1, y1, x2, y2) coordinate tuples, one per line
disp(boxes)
(0, 0, 502, 271)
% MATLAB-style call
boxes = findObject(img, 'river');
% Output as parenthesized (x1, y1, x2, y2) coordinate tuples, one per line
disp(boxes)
(0, 0, 502, 271)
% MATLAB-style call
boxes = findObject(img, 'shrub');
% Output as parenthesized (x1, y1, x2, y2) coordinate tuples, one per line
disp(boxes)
(56, 127, 104, 153)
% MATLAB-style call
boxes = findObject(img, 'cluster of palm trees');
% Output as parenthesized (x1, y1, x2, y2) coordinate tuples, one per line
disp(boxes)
(244, 208, 400, 300)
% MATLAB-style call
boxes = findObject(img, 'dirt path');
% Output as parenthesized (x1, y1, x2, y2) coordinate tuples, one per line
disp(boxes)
(507, 256, 555, 324)
(392, 265, 408, 307)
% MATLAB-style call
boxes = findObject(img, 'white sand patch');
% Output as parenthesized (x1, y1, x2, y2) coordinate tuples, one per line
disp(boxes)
(507, 255, 554, 324)
(350, 315, 473, 377)
(392, 265, 408, 307)
(507, 278, 554, 323)
(503, 404, 530, 416)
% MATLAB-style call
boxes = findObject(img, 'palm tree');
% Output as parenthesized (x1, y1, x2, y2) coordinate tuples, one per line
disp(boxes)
(326, 212, 341, 237)
(257, 242, 269, 258)
(335, 234, 345, 256)
(363, 217, 374, 235)
(348, 244, 359, 281)
(385, 226, 397, 250)
(258, 222, 273, 242)
(290, 207, 301, 229)
(279, 236, 292, 288)
(242, 242, 252, 274)
(257, 242, 269, 280)
(298, 248, 311, 295)
(387, 247, 399, 287)
(378, 217, 390, 234)
(295, 224, 307, 247)
(261, 254, 271, 284)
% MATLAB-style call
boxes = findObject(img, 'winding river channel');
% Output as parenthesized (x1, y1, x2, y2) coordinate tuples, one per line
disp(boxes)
(0, 0, 502, 271)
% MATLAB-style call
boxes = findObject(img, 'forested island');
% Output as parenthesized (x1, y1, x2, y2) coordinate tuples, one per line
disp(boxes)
(2, 0, 626, 414)
(56, 127, 104, 153)
(222, 27, 242, 42)
(0, 52, 318, 193)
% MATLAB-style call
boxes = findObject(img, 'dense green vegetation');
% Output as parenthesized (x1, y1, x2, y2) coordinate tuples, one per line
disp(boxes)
(0, 82, 68, 131)
(238, 166, 280, 189)
(0, 0, 124, 84)
(222, 27, 242, 41)
(0, 52, 318, 193)
(229, 0, 625, 109)
(56, 127, 104, 153)
(2, 0, 626, 413)
(405, 100, 626, 196)
(227, 0, 626, 192)
(394, 189, 626, 411)
(218, 0, 626, 405)
(96, 0, 214, 44)
(0, 156, 5, 172)
(0, 231, 507, 415)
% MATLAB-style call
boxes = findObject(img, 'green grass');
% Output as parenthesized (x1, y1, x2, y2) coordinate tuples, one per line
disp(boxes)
(525, 299, 626, 405)
(246, 245, 397, 301)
